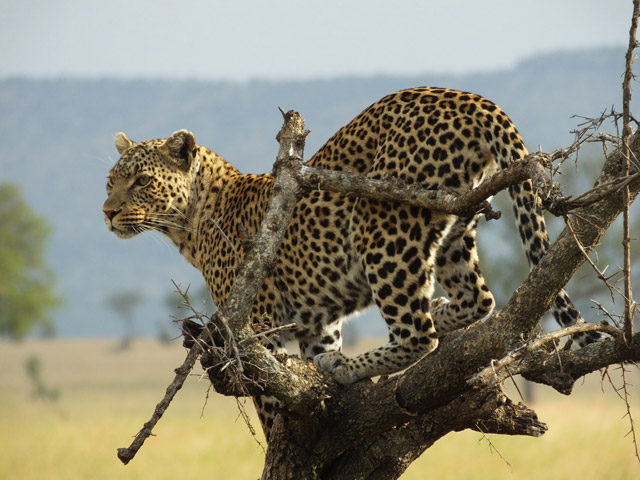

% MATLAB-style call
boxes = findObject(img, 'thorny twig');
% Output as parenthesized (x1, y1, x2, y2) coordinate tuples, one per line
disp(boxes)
(170, 284, 247, 383)
(537, 117, 640, 215)
(591, 300, 624, 329)
(476, 430, 513, 470)
(604, 364, 640, 461)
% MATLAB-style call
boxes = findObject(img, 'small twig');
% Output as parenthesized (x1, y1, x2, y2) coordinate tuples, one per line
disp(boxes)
(235, 397, 262, 448)
(620, 365, 640, 462)
(200, 384, 212, 419)
(239, 322, 297, 344)
(475, 429, 512, 470)
(503, 364, 525, 403)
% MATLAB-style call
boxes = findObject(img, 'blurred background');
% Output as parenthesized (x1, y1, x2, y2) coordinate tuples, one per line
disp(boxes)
(1, 1, 639, 479)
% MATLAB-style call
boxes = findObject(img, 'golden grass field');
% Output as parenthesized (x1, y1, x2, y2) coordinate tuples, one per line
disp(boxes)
(1, 338, 639, 480)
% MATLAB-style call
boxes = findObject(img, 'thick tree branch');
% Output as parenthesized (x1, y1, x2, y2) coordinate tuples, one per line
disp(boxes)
(264, 379, 547, 479)
(519, 332, 640, 394)
(316, 389, 546, 480)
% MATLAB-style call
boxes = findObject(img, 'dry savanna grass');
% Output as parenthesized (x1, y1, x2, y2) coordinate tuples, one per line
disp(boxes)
(0, 338, 639, 479)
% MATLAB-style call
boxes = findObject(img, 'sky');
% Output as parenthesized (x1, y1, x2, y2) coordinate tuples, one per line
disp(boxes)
(0, 0, 633, 81)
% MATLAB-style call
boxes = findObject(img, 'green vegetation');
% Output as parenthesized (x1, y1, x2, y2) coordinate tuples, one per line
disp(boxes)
(0, 183, 61, 340)
(0, 339, 637, 479)
(24, 354, 60, 401)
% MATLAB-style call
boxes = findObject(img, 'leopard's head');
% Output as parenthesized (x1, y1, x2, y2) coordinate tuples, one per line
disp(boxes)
(103, 130, 199, 239)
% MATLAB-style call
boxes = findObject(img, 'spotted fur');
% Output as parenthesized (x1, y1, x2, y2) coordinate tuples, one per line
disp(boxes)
(104, 87, 599, 439)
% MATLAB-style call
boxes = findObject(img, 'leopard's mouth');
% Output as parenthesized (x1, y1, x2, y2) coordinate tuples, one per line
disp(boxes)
(111, 226, 138, 239)
(105, 216, 140, 239)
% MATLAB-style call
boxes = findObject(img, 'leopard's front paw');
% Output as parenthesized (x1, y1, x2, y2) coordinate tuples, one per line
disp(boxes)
(314, 351, 359, 385)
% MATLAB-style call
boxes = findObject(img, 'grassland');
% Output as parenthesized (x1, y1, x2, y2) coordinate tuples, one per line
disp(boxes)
(1, 339, 638, 479)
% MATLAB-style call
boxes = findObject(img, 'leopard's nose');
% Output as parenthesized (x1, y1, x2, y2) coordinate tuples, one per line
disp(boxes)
(103, 207, 121, 221)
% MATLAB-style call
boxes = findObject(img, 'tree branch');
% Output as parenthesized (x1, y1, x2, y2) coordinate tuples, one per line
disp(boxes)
(467, 322, 623, 390)
(298, 153, 551, 220)
(320, 389, 546, 480)
(116, 341, 202, 464)
(519, 332, 640, 394)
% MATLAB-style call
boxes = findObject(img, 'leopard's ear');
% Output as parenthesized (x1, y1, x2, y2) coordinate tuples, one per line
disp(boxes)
(162, 130, 197, 172)
(114, 132, 135, 154)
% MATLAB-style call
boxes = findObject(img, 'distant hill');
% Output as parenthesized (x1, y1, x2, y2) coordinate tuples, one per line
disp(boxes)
(0, 47, 630, 337)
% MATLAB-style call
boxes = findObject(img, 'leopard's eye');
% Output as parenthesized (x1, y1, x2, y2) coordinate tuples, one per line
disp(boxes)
(135, 175, 152, 187)
(106, 176, 114, 192)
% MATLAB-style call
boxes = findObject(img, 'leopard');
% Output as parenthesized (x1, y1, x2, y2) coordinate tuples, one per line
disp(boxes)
(103, 87, 601, 439)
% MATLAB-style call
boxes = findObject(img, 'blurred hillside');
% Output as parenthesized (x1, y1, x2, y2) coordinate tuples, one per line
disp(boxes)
(0, 47, 632, 337)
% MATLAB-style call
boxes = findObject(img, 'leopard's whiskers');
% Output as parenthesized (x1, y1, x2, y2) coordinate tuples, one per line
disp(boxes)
(144, 214, 193, 233)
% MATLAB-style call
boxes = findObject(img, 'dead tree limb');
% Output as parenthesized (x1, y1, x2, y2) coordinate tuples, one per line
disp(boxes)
(116, 341, 202, 464)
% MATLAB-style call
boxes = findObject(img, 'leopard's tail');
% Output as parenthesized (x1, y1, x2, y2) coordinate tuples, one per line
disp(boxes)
(506, 149, 604, 346)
